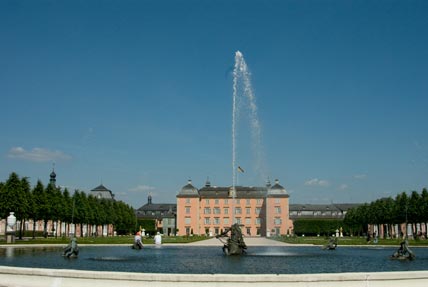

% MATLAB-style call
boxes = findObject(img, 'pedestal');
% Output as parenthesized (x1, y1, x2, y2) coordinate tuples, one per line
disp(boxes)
(6, 232, 15, 244)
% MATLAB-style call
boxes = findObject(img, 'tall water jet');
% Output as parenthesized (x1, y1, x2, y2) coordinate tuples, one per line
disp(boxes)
(232, 51, 265, 192)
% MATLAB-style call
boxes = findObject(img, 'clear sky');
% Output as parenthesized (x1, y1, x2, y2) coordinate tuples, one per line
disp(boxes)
(1, 0, 428, 208)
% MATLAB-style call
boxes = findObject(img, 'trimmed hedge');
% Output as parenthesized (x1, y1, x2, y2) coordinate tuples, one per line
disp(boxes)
(293, 219, 344, 236)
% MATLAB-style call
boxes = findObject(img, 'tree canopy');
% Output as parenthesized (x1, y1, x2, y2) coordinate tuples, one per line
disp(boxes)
(0, 172, 136, 236)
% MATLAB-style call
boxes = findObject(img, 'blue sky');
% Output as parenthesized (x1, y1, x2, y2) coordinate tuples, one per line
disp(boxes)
(1, 0, 428, 208)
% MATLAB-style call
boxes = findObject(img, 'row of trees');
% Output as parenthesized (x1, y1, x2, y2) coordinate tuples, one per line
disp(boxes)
(344, 188, 428, 238)
(0, 172, 137, 238)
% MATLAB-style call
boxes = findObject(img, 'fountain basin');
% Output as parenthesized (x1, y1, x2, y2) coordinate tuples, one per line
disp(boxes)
(1, 266, 428, 287)
(1, 245, 428, 286)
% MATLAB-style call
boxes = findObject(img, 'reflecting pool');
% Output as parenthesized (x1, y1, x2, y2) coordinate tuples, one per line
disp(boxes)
(1, 245, 428, 274)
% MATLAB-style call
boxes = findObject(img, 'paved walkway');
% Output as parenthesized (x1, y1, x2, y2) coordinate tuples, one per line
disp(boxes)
(188, 236, 293, 246)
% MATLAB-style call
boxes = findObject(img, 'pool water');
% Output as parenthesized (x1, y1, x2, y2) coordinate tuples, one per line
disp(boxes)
(1, 245, 427, 274)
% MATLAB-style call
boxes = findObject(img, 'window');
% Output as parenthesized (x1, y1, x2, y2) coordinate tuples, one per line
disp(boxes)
(185, 207, 191, 214)
(224, 207, 229, 214)
(224, 217, 229, 224)
(246, 199, 251, 205)
(256, 199, 262, 205)
(246, 207, 251, 214)
(205, 199, 210, 204)
(255, 218, 261, 225)
(204, 217, 211, 225)
(235, 207, 242, 214)
(245, 218, 251, 224)
(215, 199, 219, 205)
(235, 218, 241, 224)
(246, 227, 251, 236)
(275, 207, 281, 214)
(274, 218, 282, 225)
(213, 207, 221, 214)
(255, 207, 261, 215)
(185, 217, 191, 224)
(256, 228, 261, 235)
(224, 199, 228, 204)
(185, 198, 190, 204)
(204, 208, 211, 214)
(275, 198, 280, 204)
(236, 199, 240, 204)
(214, 217, 220, 225)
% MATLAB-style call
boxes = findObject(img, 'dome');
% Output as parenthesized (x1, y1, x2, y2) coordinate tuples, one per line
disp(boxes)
(50, 170, 56, 178)
(179, 179, 198, 195)
(268, 179, 287, 195)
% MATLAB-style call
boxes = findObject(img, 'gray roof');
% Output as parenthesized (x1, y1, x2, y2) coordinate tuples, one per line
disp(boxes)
(267, 179, 288, 197)
(177, 180, 199, 196)
(137, 203, 176, 212)
(177, 179, 289, 198)
(198, 186, 267, 198)
(90, 184, 114, 200)
(289, 203, 361, 212)
(136, 203, 176, 219)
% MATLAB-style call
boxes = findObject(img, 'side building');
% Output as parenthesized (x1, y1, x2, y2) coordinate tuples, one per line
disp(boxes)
(135, 194, 177, 236)
(289, 203, 360, 220)
(176, 178, 292, 237)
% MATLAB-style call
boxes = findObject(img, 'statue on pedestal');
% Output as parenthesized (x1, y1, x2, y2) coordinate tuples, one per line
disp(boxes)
(132, 231, 144, 249)
(323, 236, 338, 250)
(216, 223, 247, 255)
(63, 237, 79, 258)
(391, 239, 415, 260)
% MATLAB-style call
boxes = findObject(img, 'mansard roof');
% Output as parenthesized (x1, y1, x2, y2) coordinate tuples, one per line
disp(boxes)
(267, 179, 289, 197)
(289, 203, 361, 212)
(177, 180, 199, 197)
(90, 184, 114, 200)
(136, 203, 176, 219)
(198, 185, 267, 198)
(137, 203, 176, 212)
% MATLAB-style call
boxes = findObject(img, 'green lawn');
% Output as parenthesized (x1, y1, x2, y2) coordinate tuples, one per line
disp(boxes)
(0, 235, 207, 245)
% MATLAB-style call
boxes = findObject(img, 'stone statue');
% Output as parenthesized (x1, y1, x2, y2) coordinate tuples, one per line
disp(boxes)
(323, 236, 338, 250)
(216, 223, 247, 255)
(63, 237, 79, 258)
(391, 239, 415, 260)
(132, 231, 144, 249)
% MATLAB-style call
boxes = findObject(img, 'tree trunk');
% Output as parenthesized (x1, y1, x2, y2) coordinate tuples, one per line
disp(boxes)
(32, 220, 36, 239)
(43, 220, 48, 238)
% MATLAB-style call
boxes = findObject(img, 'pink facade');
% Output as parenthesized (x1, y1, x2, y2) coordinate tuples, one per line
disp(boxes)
(177, 179, 293, 237)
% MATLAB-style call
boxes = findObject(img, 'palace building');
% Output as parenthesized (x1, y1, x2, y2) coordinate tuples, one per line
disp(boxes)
(135, 194, 177, 236)
(176, 178, 293, 237)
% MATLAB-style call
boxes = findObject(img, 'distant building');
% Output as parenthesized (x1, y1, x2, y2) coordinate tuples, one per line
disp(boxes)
(289, 203, 361, 219)
(89, 184, 115, 200)
(176, 178, 293, 237)
(135, 194, 177, 236)
(49, 168, 57, 187)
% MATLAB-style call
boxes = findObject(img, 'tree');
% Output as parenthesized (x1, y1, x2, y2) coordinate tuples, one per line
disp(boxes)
(408, 191, 422, 236)
(0, 173, 29, 235)
(420, 188, 428, 237)
(18, 177, 32, 239)
(394, 192, 409, 237)
(61, 188, 73, 236)
(31, 180, 47, 237)
(45, 183, 62, 237)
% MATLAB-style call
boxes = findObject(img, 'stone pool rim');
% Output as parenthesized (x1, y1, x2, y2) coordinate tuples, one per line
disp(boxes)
(2, 242, 428, 286)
